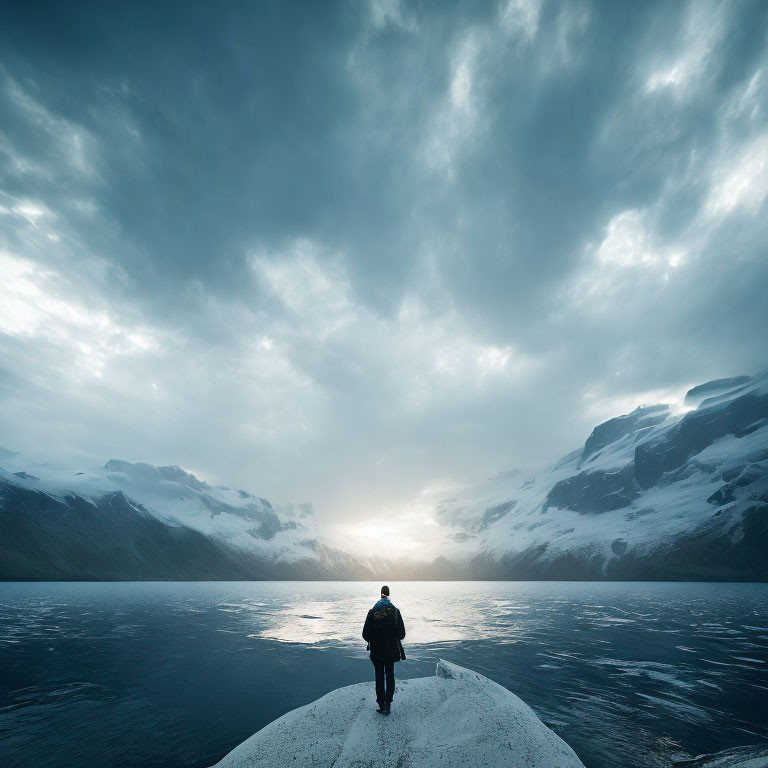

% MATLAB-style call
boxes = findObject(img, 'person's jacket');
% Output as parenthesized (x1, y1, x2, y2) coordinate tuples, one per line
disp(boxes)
(362, 598, 406, 664)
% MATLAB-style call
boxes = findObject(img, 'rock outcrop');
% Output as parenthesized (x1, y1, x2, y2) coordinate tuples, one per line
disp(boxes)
(212, 660, 585, 768)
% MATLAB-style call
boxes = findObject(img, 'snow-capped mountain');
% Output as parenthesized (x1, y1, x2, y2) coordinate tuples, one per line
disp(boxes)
(1, 370, 766, 581)
(421, 370, 768, 580)
(0, 458, 383, 580)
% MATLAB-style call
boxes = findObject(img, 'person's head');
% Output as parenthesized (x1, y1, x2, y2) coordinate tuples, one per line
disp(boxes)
(380, 585, 390, 598)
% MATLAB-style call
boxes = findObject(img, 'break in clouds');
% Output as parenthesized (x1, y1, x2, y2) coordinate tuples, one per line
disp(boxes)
(0, 0, 767, 549)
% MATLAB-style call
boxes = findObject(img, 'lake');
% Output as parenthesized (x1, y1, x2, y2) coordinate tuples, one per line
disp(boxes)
(1, 581, 766, 768)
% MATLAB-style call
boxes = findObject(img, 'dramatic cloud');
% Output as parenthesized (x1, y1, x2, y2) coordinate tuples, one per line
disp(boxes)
(1, 0, 766, 554)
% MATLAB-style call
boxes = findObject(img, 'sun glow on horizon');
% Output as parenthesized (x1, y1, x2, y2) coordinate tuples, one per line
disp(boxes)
(334, 502, 445, 559)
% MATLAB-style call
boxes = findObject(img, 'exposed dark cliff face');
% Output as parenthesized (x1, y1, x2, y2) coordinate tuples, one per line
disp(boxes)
(634, 393, 768, 488)
(0, 482, 253, 580)
(0, 481, 377, 581)
(707, 461, 768, 506)
(545, 465, 638, 513)
(543, 387, 768, 517)
(479, 501, 516, 530)
(581, 405, 668, 463)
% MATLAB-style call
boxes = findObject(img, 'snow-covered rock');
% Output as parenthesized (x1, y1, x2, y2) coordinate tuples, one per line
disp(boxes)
(427, 368, 768, 580)
(0, 457, 384, 580)
(212, 660, 585, 768)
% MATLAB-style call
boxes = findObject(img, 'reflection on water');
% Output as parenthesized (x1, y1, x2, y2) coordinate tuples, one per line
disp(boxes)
(248, 583, 535, 645)
(0, 581, 766, 768)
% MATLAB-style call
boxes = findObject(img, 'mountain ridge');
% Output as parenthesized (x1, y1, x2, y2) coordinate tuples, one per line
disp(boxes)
(1, 370, 766, 581)
(424, 369, 768, 581)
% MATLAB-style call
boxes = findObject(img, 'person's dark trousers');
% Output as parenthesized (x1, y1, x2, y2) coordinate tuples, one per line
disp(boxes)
(372, 660, 395, 703)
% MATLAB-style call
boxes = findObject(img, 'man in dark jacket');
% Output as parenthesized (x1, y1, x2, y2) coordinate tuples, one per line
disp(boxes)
(362, 585, 406, 715)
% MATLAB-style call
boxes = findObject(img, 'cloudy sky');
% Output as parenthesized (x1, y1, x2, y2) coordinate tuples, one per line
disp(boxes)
(1, 0, 767, 551)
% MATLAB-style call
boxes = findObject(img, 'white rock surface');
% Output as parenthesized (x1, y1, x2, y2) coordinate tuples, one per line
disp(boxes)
(212, 660, 585, 768)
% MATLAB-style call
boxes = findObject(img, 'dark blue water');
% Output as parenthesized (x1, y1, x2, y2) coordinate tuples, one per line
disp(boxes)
(1, 581, 766, 768)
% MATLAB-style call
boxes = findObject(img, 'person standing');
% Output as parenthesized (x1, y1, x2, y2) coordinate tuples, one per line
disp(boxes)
(362, 585, 406, 715)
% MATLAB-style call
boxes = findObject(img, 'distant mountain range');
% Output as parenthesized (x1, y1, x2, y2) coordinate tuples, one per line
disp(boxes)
(1, 370, 766, 581)
(0, 458, 384, 580)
